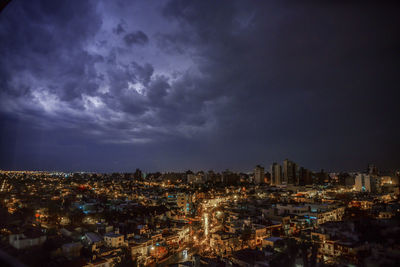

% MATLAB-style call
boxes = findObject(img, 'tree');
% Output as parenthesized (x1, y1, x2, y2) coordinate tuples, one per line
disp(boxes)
(47, 200, 63, 226)
(116, 246, 135, 267)
(300, 241, 318, 267)
(0, 204, 10, 226)
(240, 226, 252, 248)
(18, 207, 35, 221)
(270, 239, 300, 267)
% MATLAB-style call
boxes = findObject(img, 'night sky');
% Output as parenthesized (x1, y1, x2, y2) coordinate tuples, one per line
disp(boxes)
(0, 0, 399, 173)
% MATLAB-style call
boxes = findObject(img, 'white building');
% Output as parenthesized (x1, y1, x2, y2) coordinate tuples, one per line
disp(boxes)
(104, 233, 125, 248)
(9, 231, 47, 250)
(276, 204, 309, 215)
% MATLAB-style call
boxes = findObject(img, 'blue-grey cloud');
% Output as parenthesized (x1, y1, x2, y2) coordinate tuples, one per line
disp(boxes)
(113, 22, 126, 35)
(0, 0, 399, 172)
(123, 31, 149, 46)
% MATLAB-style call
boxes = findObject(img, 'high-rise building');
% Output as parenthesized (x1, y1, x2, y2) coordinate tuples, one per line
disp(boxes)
(283, 159, 298, 185)
(271, 163, 282, 185)
(368, 164, 378, 175)
(355, 174, 379, 192)
(187, 173, 197, 183)
(254, 165, 264, 184)
(293, 162, 298, 183)
(177, 193, 192, 214)
(206, 170, 217, 182)
(134, 168, 142, 180)
(222, 170, 240, 185)
(298, 167, 312, 185)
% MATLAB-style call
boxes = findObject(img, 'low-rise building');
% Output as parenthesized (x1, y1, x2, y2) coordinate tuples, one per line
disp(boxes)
(9, 229, 47, 250)
(104, 233, 125, 248)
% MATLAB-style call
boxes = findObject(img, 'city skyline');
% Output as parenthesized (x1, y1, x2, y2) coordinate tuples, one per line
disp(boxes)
(1, 0, 399, 172)
(0, 159, 394, 179)
(1, 2, 399, 266)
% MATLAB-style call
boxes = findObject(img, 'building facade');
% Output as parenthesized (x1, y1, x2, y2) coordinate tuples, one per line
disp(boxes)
(254, 165, 264, 184)
(283, 159, 298, 185)
(355, 174, 379, 192)
(271, 163, 282, 185)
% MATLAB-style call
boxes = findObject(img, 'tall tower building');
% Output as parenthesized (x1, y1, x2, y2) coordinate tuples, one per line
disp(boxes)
(368, 164, 378, 175)
(283, 159, 298, 185)
(254, 165, 264, 184)
(271, 163, 282, 185)
(298, 167, 312, 186)
(355, 174, 379, 192)
(222, 170, 240, 185)
(293, 162, 299, 185)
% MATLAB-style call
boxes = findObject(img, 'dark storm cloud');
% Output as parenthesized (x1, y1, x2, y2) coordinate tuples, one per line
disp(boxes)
(113, 22, 126, 35)
(131, 61, 154, 85)
(159, 0, 400, 171)
(0, 0, 103, 105)
(123, 31, 149, 46)
(0, 0, 399, 172)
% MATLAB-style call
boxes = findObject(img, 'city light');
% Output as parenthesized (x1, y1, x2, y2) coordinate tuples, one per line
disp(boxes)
(204, 213, 209, 237)
(0, 161, 398, 267)
(0, 0, 398, 263)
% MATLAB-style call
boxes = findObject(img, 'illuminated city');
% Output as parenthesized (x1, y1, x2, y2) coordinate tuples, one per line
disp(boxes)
(1, 0, 399, 266)
(0, 165, 399, 266)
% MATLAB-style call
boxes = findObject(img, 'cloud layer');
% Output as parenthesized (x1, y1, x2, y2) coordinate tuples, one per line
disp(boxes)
(0, 0, 399, 172)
